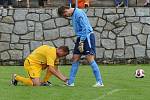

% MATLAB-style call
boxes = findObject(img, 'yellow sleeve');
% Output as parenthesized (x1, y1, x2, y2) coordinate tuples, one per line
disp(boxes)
(47, 58, 55, 67)
(46, 47, 56, 67)
(55, 58, 59, 65)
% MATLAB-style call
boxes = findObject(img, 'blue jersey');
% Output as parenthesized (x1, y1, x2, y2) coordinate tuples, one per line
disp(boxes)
(71, 8, 93, 41)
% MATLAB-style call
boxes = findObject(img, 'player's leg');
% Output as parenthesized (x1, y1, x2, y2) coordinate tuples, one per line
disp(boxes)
(0, 0, 4, 8)
(7, 0, 12, 5)
(39, 0, 44, 7)
(11, 59, 42, 86)
(7, 0, 13, 8)
(86, 55, 104, 87)
(67, 37, 81, 86)
(85, 33, 104, 87)
(67, 54, 81, 86)
(15, 77, 44, 86)
(114, 0, 120, 6)
(124, 0, 128, 7)
(13, 75, 44, 86)
(31, 78, 41, 86)
(26, 63, 42, 86)
(13, 74, 33, 86)
(11, 59, 34, 86)
(115, 0, 123, 8)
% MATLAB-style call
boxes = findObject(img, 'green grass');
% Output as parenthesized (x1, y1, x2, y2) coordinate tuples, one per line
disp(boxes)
(0, 64, 150, 100)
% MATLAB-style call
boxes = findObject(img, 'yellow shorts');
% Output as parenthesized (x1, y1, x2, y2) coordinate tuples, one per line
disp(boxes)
(24, 59, 42, 78)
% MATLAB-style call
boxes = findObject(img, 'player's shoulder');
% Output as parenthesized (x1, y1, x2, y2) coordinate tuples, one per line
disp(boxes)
(76, 8, 84, 14)
(45, 45, 56, 51)
(41, 45, 55, 48)
(39, 45, 56, 52)
(75, 8, 86, 18)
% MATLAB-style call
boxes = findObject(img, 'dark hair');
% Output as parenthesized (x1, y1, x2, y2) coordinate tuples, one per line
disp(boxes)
(58, 6, 70, 17)
(58, 46, 69, 54)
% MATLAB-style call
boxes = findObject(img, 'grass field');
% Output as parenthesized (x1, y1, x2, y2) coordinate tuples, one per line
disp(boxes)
(0, 64, 150, 100)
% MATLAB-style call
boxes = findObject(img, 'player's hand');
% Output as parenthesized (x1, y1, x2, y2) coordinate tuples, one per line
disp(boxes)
(64, 79, 69, 85)
(40, 81, 52, 86)
(78, 41, 84, 53)
(62, 76, 69, 83)
(64, 77, 69, 83)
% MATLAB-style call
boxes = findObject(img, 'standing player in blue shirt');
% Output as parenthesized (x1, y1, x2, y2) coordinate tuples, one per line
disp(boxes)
(58, 6, 104, 87)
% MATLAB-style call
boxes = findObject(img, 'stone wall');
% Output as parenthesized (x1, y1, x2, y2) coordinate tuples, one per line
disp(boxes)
(14, 0, 145, 7)
(1, 7, 150, 65)
(90, 0, 144, 7)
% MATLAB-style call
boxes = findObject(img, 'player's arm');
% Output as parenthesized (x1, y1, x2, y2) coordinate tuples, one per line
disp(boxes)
(47, 65, 68, 82)
(77, 16, 89, 52)
(78, 16, 89, 41)
(42, 65, 58, 82)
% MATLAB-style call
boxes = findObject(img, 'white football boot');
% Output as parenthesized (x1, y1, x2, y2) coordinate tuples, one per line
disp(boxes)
(66, 83, 75, 87)
(93, 82, 104, 87)
(11, 74, 18, 86)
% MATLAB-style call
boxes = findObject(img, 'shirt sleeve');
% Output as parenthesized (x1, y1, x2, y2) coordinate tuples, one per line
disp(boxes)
(47, 57, 55, 67)
(78, 16, 89, 41)
(46, 47, 56, 67)
(55, 58, 59, 65)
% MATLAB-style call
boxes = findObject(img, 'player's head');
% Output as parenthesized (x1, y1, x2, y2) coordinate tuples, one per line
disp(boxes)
(58, 6, 73, 17)
(56, 46, 69, 57)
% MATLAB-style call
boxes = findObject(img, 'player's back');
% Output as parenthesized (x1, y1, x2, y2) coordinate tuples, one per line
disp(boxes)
(27, 45, 56, 65)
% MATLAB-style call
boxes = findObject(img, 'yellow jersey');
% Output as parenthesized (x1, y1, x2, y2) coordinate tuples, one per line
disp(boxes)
(27, 45, 58, 67)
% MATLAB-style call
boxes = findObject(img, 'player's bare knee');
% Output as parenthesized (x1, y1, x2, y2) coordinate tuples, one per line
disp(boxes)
(72, 58, 79, 62)
(72, 55, 81, 62)
(32, 78, 41, 86)
(86, 55, 95, 63)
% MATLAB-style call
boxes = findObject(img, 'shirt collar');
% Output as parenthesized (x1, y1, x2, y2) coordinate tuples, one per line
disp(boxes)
(71, 8, 76, 17)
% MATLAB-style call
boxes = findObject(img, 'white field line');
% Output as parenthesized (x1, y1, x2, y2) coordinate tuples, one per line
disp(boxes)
(92, 89, 127, 100)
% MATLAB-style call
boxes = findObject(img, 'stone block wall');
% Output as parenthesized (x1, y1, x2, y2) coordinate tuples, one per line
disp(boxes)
(13, 0, 145, 7)
(46, 0, 145, 7)
(1, 7, 150, 65)
(90, 0, 145, 7)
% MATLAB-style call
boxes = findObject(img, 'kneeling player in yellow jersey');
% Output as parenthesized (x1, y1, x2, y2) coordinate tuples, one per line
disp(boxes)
(11, 45, 69, 86)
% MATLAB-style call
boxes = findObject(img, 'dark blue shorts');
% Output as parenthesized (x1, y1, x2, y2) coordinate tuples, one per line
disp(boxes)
(73, 33, 96, 55)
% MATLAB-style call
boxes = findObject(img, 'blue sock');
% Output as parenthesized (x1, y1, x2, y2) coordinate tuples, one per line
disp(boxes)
(90, 60, 103, 84)
(68, 61, 79, 84)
